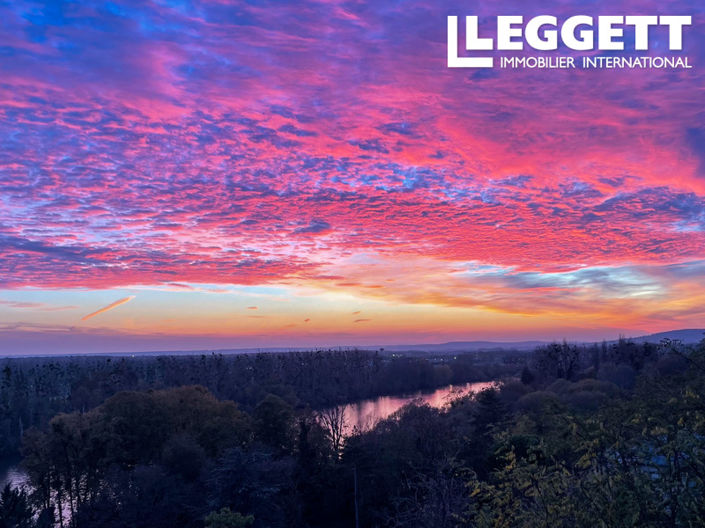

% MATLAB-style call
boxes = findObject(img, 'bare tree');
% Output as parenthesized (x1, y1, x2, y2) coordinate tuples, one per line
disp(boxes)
(317, 406, 347, 457)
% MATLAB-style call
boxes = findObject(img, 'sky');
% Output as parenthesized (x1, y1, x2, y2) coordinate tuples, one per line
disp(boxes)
(1, 1, 705, 354)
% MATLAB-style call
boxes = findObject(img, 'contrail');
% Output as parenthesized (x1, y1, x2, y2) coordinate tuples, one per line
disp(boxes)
(81, 296, 135, 321)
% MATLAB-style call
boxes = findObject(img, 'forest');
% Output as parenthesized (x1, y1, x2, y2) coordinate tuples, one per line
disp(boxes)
(1, 337, 704, 527)
(0, 350, 513, 457)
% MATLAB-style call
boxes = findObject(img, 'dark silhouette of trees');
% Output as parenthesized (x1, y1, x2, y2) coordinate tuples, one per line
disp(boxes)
(252, 394, 294, 454)
(317, 406, 347, 457)
(0, 484, 34, 528)
(7, 338, 705, 527)
(1, 350, 511, 459)
(534, 341, 581, 380)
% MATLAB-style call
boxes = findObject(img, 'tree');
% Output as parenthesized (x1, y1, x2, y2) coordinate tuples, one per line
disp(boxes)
(520, 366, 535, 385)
(252, 394, 294, 453)
(204, 508, 254, 528)
(0, 484, 35, 528)
(534, 342, 581, 380)
(317, 406, 347, 457)
(21, 386, 253, 527)
(208, 448, 293, 527)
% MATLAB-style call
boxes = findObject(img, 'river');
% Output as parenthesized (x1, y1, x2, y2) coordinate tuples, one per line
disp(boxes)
(332, 380, 497, 435)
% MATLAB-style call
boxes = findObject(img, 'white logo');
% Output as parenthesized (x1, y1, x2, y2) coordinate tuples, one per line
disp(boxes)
(448, 15, 692, 68)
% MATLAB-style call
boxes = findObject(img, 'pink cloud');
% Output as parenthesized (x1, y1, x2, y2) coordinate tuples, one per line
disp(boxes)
(0, 0, 704, 340)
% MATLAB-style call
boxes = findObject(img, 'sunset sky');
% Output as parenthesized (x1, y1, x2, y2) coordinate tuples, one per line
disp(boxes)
(1, 1, 705, 354)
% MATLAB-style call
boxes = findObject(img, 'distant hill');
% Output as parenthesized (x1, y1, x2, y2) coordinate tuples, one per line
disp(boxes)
(626, 329, 705, 344)
(381, 341, 547, 353)
(384, 329, 705, 353)
(379, 329, 705, 354)
(3, 330, 702, 359)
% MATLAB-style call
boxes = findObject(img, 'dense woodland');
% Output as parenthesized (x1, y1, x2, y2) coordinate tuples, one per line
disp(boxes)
(0, 350, 512, 457)
(1, 338, 704, 527)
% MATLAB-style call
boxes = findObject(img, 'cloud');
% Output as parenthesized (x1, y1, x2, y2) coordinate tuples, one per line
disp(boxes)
(81, 296, 135, 321)
(294, 220, 332, 235)
(686, 126, 705, 176)
(0, 300, 76, 311)
(1, 0, 705, 340)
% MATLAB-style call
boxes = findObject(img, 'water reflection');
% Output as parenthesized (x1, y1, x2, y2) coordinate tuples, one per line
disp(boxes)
(337, 380, 496, 435)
